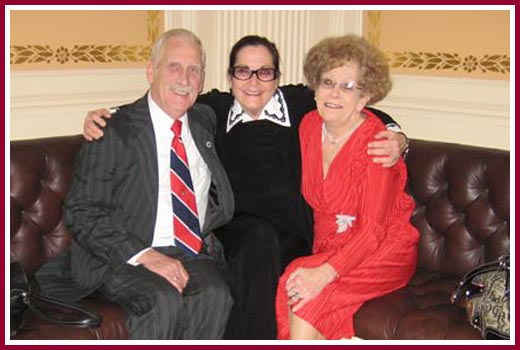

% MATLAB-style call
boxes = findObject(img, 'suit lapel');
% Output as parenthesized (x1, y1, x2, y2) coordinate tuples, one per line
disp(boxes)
(187, 106, 227, 234)
(126, 98, 232, 237)
(125, 95, 159, 244)
(188, 110, 215, 170)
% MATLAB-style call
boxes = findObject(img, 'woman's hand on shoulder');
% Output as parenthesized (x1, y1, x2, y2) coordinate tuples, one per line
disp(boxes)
(285, 263, 338, 312)
(84, 108, 112, 141)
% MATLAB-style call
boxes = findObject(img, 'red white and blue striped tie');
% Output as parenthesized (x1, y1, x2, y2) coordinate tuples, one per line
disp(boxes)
(170, 120, 202, 255)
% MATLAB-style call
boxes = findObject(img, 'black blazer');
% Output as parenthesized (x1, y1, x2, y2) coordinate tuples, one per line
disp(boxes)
(36, 95, 234, 299)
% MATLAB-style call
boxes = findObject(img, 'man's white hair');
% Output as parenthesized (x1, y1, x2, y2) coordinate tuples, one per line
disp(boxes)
(150, 28, 206, 69)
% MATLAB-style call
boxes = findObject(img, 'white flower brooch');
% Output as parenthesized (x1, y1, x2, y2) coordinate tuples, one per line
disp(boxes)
(336, 214, 356, 234)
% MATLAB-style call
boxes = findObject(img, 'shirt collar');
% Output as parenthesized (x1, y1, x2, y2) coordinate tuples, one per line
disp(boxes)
(148, 92, 189, 137)
(226, 88, 291, 133)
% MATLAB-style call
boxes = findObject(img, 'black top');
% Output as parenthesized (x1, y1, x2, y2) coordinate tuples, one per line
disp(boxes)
(197, 84, 399, 255)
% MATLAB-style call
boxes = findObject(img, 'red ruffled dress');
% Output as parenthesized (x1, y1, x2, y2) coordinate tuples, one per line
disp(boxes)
(275, 109, 420, 339)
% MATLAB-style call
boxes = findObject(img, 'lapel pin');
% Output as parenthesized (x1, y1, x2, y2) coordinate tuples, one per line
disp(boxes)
(206, 141, 212, 148)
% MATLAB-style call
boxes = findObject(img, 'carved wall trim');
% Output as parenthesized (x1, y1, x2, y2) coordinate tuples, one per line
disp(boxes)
(365, 10, 510, 76)
(10, 10, 161, 66)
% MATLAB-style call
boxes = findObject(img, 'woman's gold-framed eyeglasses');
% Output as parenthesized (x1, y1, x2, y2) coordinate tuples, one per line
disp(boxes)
(319, 77, 363, 93)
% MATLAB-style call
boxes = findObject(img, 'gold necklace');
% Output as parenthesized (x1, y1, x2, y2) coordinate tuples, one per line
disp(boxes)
(322, 119, 363, 146)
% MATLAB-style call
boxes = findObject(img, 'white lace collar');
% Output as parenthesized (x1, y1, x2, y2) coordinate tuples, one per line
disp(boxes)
(226, 89, 291, 133)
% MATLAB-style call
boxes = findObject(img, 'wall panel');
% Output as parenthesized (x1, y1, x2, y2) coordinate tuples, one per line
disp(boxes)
(9, 9, 511, 150)
(377, 75, 509, 150)
(10, 69, 148, 140)
(10, 10, 163, 70)
(168, 10, 361, 91)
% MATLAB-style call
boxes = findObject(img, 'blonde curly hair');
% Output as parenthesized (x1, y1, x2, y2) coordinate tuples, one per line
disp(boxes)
(304, 34, 392, 105)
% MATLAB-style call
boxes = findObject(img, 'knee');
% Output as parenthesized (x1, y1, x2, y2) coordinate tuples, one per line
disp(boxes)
(156, 283, 183, 307)
(127, 284, 183, 339)
(244, 218, 281, 253)
(141, 284, 183, 321)
(206, 274, 233, 307)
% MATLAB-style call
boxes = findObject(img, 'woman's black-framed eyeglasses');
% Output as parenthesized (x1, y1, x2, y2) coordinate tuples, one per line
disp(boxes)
(230, 66, 279, 82)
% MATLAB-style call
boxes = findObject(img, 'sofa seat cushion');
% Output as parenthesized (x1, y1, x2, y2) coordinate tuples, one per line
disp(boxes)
(354, 270, 482, 340)
(12, 297, 129, 340)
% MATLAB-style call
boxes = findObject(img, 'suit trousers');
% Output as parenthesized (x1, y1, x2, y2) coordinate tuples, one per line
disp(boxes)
(98, 246, 232, 340)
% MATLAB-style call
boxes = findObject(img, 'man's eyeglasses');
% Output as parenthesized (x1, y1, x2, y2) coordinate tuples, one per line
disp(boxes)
(319, 78, 362, 93)
(230, 66, 279, 82)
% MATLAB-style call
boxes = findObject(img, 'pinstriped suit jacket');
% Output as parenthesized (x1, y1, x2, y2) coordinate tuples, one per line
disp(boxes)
(36, 95, 234, 299)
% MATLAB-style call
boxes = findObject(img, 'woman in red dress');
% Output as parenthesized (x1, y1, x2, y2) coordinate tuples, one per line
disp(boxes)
(275, 34, 420, 340)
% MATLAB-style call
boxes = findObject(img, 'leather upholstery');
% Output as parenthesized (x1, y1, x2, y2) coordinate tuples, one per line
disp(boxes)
(10, 135, 129, 340)
(355, 139, 509, 339)
(10, 136, 509, 340)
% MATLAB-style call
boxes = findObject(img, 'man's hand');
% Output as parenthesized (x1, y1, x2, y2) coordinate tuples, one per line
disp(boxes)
(285, 263, 338, 313)
(83, 109, 112, 141)
(136, 249, 189, 293)
(367, 130, 408, 168)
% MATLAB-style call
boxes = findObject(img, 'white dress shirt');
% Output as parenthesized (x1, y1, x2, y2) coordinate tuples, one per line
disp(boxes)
(128, 94, 211, 263)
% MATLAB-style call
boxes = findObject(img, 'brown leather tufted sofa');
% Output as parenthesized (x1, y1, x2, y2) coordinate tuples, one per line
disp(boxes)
(10, 135, 128, 340)
(355, 139, 510, 340)
(10, 135, 509, 340)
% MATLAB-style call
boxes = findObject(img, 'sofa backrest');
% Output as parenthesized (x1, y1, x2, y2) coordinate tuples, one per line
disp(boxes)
(10, 136, 510, 278)
(406, 139, 510, 277)
(10, 135, 83, 275)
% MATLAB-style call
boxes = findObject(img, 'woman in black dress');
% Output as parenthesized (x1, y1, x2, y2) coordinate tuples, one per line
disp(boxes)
(82, 35, 406, 340)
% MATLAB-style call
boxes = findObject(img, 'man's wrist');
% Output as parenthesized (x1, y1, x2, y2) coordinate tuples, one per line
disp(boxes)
(127, 247, 152, 266)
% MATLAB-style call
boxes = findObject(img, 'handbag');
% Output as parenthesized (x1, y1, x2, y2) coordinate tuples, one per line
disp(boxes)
(451, 254, 510, 340)
(10, 262, 102, 338)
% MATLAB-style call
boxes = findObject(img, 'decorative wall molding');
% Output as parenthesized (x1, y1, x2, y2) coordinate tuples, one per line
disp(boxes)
(329, 10, 362, 36)
(166, 10, 363, 91)
(387, 52, 510, 74)
(9, 10, 510, 150)
(375, 74, 510, 150)
(365, 10, 382, 47)
(10, 10, 161, 66)
(365, 10, 510, 76)
(166, 11, 197, 33)
(206, 10, 314, 90)
(10, 70, 510, 150)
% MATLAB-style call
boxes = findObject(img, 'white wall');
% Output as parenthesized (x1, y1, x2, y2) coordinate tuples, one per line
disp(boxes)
(9, 10, 510, 151)
(377, 75, 510, 150)
(167, 10, 363, 91)
(9, 69, 148, 140)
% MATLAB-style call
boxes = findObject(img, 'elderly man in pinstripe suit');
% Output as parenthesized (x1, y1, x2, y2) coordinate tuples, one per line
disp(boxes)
(35, 29, 234, 339)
